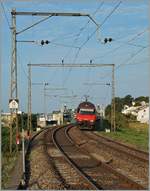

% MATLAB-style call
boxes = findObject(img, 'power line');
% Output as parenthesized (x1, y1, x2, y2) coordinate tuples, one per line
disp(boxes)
(75, 1, 104, 39)
(113, 40, 147, 48)
(93, 28, 149, 61)
(80, 1, 122, 49)
(116, 46, 149, 70)
(70, 0, 122, 73)
(63, 1, 104, 61)
(50, 41, 80, 49)
(0, 1, 11, 29)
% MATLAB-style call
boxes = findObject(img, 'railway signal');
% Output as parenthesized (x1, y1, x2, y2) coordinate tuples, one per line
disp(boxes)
(41, 40, 50, 45)
(16, 134, 20, 145)
(104, 38, 113, 44)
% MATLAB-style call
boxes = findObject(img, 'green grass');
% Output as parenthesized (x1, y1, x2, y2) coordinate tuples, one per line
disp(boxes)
(98, 122, 149, 151)
(2, 126, 18, 188)
(2, 152, 18, 189)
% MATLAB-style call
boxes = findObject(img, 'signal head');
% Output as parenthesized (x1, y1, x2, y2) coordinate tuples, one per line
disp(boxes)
(104, 38, 108, 44)
(109, 38, 112, 42)
(45, 40, 50, 44)
(41, 40, 44, 45)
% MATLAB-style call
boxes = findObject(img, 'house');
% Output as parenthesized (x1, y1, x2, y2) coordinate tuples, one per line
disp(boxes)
(52, 111, 63, 125)
(122, 103, 149, 124)
(121, 105, 139, 116)
(137, 105, 149, 124)
(37, 114, 46, 128)
(1, 113, 11, 127)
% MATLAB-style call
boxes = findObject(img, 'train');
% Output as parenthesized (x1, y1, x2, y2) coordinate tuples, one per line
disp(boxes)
(75, 101, 98, 130)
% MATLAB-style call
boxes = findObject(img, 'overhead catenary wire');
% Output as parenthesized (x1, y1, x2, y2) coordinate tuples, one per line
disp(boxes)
(66, 0, 122, 74)
(116, 46, 149, 70)
(62, 1, 122, 87)
(0, 1, 11, 29)
(112, 40, 147, 48)
(63, 1, 104, 61)
(93, 27, 149, 61)
(98, 45, 149, 81)
(61, 1, 105, 86)
(80, 1, 122, 49)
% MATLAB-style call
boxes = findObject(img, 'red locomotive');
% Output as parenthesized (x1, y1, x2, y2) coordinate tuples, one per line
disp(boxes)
(76, 101, 97, 129)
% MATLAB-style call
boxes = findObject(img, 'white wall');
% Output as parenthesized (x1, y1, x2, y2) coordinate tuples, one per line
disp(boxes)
(137, 107, 149, 124)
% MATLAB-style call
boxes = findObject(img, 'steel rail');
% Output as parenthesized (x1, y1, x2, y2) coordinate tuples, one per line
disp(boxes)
(52, 125, 100, 190)
(90, 132, 149, 163)
(65, 125, 147, 190)
(43, 127, 71, 189)
(94, 132, 149, 155)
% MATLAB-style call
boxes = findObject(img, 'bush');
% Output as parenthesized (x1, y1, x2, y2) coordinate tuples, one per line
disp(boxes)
(115, 112, 129, 130)
(105, 112, 129, 131)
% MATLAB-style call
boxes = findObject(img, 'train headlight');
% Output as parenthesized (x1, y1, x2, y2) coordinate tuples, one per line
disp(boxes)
(90, 120, 94, 122)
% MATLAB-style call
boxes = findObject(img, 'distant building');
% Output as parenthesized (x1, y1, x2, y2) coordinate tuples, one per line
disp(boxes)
(1, 113, 11, 127)
(121, 105, 139, 116)
(37, 114, 46, 128)
(121, 102, 149, 124)
(97, 105, 105, 118)
(137, 106, 149, 124)
(52, 111, 63, 125)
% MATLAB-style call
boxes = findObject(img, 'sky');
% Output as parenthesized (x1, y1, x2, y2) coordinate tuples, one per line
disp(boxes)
(1, 0, 150, 113)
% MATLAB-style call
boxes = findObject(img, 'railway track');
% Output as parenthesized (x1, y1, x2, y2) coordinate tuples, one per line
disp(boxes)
(52, 125, 99, 190)
(44, 125, 97, 190)
(67, 126, 149, 189)
(88, 131, 149, 162)
(26, 125, 98, 189)
(52, 124, 146, 190)
(25, 124, 148, 190)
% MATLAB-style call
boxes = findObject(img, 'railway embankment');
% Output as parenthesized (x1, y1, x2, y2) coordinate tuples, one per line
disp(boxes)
(97, 122, 148, 151)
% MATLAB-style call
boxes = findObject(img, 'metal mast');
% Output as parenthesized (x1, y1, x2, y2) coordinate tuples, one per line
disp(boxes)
(111, 64, 116, 131)
(10, 9, 17, 99)
(9, 9, 19, 153)
(27, 64, 32, 137)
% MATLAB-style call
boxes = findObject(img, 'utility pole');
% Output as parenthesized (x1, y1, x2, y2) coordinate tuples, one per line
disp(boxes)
(9, 9, 19, 153)
(21, 112, 25, 185)
(43, 83, 49, 118)
(111, 64, 115, 132)
(27, 64, 32, 138)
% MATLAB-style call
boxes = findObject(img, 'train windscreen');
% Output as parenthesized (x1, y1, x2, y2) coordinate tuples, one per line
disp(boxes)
(79, 108, 95, 114)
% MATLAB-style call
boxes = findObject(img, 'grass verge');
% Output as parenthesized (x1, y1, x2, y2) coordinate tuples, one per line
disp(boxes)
(97, 122, 149, 151)
(2, 152, 18, 189)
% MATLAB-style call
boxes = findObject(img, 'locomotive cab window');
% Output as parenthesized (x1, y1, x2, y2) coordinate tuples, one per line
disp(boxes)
(79, 108, 95, 114)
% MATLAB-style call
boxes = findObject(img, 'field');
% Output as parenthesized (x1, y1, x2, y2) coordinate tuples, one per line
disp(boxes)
(98, 122, 149, 151)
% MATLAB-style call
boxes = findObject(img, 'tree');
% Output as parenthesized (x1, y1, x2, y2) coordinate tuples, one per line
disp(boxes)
(134, 96, 149, 106)
(105, 104, 111, 117)
(115, 97, 124, 112)
(122, 95, 134, 106)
